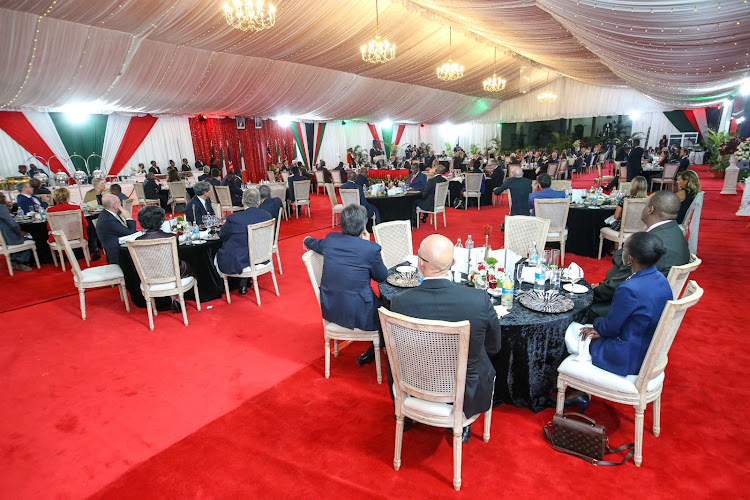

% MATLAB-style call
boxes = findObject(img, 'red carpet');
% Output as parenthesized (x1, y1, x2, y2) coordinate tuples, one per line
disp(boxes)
(2, 167, 748, 498)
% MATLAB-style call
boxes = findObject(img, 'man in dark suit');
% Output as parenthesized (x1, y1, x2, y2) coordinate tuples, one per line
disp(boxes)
(490, 160, 505, 192)
(221, 172, 242, 188)
(424, 151, 437, 170)
(148, 161, 162, 175)
(493, 166, 533, 216)
(355, 167, 370, 189)
(184, 181, 215, 224)
(334, 162, 348, 182)
(258, 184, 283, 220)
(97, 194, 137, 266)
(341, 171, 380, 224)
(286, 166, 307, 204)
(407, 161, 427, 192)
(317, 160, 333, 184)
(303, 204, 388, 365)
(528, 173, 566, 215)
(194, 157, 205, 170)
(589, 191, 690, 319)
(144, 172, 168, 210)
(678, 148, 690, 173)
(207, 168, 222, 187)
(222, 172, 243, 207)
(180, 158, 192, 172)
(414, 165, 448, 225)
(626, 139, 644, 181)
(15, 182, 48, 214)
(216, 187, 273, 295)
(197, 166, 211, 182)
(389, 234, 501, 442)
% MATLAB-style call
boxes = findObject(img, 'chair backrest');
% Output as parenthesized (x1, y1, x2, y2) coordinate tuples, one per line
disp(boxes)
(50, 230, 83, 282)
(325, 183, 338, 207)
(281, 172, 290, 182)
(302, 249, 324, 305)
(269, 183, 286, 203)
(504, 215, 550, 257)
(434, 181, 449, 211)
(619, 181, 631, 194)
(619, 198, 648, 237)
(550, 180, 571, 191)
(667, 254, 701, 299)
(340, 188, 360, 207)
(465, 173, 483, 193)
(126, 237, 184, 291)
(534, 198, 570, 233)
(619, 165, 628, 180)
(547, 163, 559, 177)
(247, 219, 275, 269)
(373, 220, 413, 269)
(134, 182, 147, 202)
(47, 210, 85, 241)
(680, 191, 702, 234)
(315, 170, 325, 183)
(331, 170, 342, 184)
(662, 163, 679, 180)
(273, 207, 283, 247)
(214, 186, 233, 208)
(208, 185, 219, 204)
(635, 281, 703, 391)
(168, 181, 187, 199)
(122, 198, 134, 213)
(267, 171, 275, 182)
(293, 180, 311, 202)
(378, 307, 471, 424)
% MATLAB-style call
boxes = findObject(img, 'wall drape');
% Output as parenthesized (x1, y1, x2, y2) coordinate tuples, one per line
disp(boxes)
(109, 115, 158, 176)
(48, 112, 108, 172)
(0, 127, 33, 178)
(0, 112, 67, 174)
(120, 116, 193, 175)
(21, 111, 73, 174)
(101, 113, 132, 175)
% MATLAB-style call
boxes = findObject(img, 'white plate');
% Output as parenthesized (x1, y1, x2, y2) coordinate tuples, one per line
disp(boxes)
(396, 265, 416, 274)
(487, 288, 503, 297)
(563, 283, 588, 294)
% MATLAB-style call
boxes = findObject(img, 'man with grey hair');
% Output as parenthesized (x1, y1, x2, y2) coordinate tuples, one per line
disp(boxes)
(493, 165, 533, 216)
(304, 205, 388, 366)
(258, 184, 283, 220)
(96, 194, 136, 265)
(184, 181, 215, 224)
(216, 187, 272, 295)
(16, 182, 48, 214)
(198, 166, 211, 182)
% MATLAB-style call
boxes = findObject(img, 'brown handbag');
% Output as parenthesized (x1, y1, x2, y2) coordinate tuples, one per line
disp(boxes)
(544, 412, 634, 466)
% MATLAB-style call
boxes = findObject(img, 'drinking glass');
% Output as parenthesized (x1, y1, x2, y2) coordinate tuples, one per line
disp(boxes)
(515, 262, 525, 296)
(550, 268, 562, 291)
(549, 249, 560, 269)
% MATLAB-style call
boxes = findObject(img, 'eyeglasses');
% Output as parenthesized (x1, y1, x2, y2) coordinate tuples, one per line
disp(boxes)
(417, 250, 429, 264)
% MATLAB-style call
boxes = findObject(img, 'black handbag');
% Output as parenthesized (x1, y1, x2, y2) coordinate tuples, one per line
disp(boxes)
(544, 412, 634, 466)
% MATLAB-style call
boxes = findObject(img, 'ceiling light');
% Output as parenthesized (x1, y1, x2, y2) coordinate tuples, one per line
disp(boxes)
(275, 116, 292, 127)
(740, 79, 750, 96)
(629, 110, 642, 120)
(223, 0, 276, 33)
(361, 0, 395, 64)
(482, 47, 506, 93)
(437, 27, 464, 82)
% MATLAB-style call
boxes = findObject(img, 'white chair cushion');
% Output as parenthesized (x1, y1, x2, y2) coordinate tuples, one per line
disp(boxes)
(240, 261, 272, 273)
(599, 227, 619, 239)
(558, 355, 665, 395)
(75, 264, 124, 284)
(49, 239, 82, 248)
(403, 396, 454, 417)
(325, 321, 378, 335)
(140, 276, 195, 293)
(548, 229, 569, 238)
(3, 240, 36, 252)
(333, 204, 344, 211)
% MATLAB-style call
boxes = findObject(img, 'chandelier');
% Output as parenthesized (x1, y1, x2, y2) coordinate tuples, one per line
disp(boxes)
(361, 0, 396, 63)
(437, 27, 464, 81)
(537, 71, 557, 103)
(482, 47, 506, 93)
(223, 0, 276, 33)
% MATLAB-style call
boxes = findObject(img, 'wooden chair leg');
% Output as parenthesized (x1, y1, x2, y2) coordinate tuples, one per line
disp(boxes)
(51, 247, 58, 267)
(653, 396, 661, 437)
(555, 379, 567, 414)
(32, 247, 40, 269)
(5, 254, 13, 276)
(120, 282, 130, 313)
(151, 298, 158, 316)
(179, 294, 188, 326)
(597, 235, 604, 260)
(453, 430, 463, 491)
(146, 297, 155, 330)
(324, 337, 331, 378)
(374, 342, 382, 384)
(560, 238, 566, 266)
(483, 408, 492, 442)
(83, 245, 91, 267)
(224, 276, 232, 304)
(271, 270, 279, 296)
(442, 210, 446, 228)
(253, 275, 261, 306)
(634, 407, 645, 467)
(333, 339, 339, 357)
(394, 416, 404, 471)
(416, 210, 420, 228)
(79, 289, 87, 320)
(60, 250, 67, 272)
(193, 282, 201, 311)
(275, 249, 283, 275)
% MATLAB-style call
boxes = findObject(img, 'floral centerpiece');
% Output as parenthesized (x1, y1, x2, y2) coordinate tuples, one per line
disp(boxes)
(572, 139, 582, 149)
(171, 215, 188, 235)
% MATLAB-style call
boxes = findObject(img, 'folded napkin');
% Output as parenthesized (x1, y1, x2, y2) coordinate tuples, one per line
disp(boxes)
(563, 262, 584, 281)
(118, 231, 143, 244)
(404, 254, 418, 267)
(494, 305, 510, 318)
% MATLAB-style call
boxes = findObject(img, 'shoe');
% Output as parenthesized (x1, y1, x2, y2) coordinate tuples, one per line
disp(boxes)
(356, 348, 375, 366)
(462, 425, 471, 444)
(499, 223, 505, 232)
(171, 300, 182, 313)
(239, 285, 248, 295)
(419, 214, 428, 223)
(91, 250, 102, 261)
(545, 393, 591, 413)
(12, 262, 32, 272)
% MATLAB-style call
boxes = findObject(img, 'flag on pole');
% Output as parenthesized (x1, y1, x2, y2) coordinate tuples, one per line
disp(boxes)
(220, 144, 226, 177)
(266, 139, 273, 164)
(226, 140, 233, 173)
(275, 141, 281, 164)
(210, 141, 215, 165)
(239, 140, 248, 183)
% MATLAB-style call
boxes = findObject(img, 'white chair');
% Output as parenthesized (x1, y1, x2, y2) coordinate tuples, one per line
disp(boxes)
(373, 220, 413, 269)
(222, 219, 279, 306)
(619, 164, 628, 182)
(339, 188, 360, 208)
(281, 171, 290, 182)
(326, 183, 343, 228)
(215, 186, 243, 216)
(269, 183, 288, 221)
(47, 209, 91, 271)
(378, 307, 493, 491)
(302, 250, 381, 383)
(0, 225, 40, 276)
(266, 170, 276, 182)
(290, 180, 311, 218)
(534, 198, 570, 265)
(272, 207, 283, 275)
(546, 162, 561, 180)
(314, 170, 326, 195)
(596, 163, 615, 185)
(122, 198, 134, 214)
(51, 230, 129, 320)
(330, 170, 343, 189)
(550, 180, 571, 192)
(504, 215, 550, 258)
(167, 181, 188, 216)
(598, 198, 648, 259)
(416, 181, 449, 230)
(126, 237, 201, 330)
(462, 173, 484, 210)
(556, 281, 703, 467)
(133, 182, 160, 207)
(666, 254, 701, 299)
(651, 163, 680, 191)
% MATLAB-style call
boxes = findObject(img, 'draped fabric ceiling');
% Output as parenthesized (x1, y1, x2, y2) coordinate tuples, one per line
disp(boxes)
(0, 0, 748, 123)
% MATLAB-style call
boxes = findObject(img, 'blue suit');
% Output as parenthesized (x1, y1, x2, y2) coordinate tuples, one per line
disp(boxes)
(216, 207, 272, 275)
(305, 232, 388, 331)
(341, 181, 380, 224)
(591, 266, 673, 376)
(528, 187, 567, 215)
(408, 172, 427, 192)
(259, 196, 283, 220)
(184, 196, 215, 224)
(96, 210, 137, 265)
(16, 194, 48, 214)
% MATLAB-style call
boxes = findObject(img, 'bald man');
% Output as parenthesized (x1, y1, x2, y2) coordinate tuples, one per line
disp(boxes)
(493, 166, 533, 216)
(96, 194, 136, 265)
(388, 234, 501, 443)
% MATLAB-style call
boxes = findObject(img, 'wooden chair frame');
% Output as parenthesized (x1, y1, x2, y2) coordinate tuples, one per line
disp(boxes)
(222, 219, 279, 306)
(47, 209, 91, 271)
(598, 198, 648, 259)
(534, 198, 570, 265)
(0, 226, 40, 276)
(416, 181, 449, 230)
(373, 220, 413, 270)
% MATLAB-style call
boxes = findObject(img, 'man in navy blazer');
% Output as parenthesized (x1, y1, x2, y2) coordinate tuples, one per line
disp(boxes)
(678, 148, 690, 173)
(184, 181, 215, 224)
(340, 171, 381, 224)
(216, 187, 272, 295)
(15, 182, 48, 214)
(97, 194, 137, 265)
(528, 173, 566, 215)
(304, 205, 388, 364)
(258, 184, 283, 220)
(286, 166, 307, 203)
(407, 162, 427, 192)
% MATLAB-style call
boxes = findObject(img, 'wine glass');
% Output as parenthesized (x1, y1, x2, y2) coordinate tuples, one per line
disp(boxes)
(567, 265, 583, 295)
(515, 262, 525, 296)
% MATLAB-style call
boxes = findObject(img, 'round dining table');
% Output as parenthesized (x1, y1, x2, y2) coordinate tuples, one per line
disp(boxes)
(365, 191, 421, 222)
(378, 265, 593, 412)
(565, 204, 617, 259)
(19, 212, 100, 264)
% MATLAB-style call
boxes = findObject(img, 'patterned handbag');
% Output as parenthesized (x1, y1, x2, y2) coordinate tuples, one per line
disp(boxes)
(544, 412, 634, 466)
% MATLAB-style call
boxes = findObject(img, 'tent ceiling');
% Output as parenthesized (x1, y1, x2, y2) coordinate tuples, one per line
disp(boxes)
(0, 0, 748, 121)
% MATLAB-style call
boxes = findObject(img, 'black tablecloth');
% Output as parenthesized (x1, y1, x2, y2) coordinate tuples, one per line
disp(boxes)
(447, 180, 493, 207)
(118, 239, 233, 311)
(379, 266, 593, 412)
(641, 170, 664, 191)
(365, 192, 422, 223)
(19, 213, 100, 264)
(565, 205, 616, 258)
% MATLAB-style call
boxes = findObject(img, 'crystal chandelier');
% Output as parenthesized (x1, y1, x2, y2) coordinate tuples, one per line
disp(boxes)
(537, 71, 557, 103)
(437, 27, 464, 81)
(361, 0, 396, 63)
(482, 47, 506, 93)
(223, 0, 276, 33)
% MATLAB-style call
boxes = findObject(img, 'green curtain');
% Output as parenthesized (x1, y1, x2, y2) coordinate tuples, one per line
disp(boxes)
(662, 111, 695, 133)
(48, 113, 108, 173)
(381, 125, 393, 158)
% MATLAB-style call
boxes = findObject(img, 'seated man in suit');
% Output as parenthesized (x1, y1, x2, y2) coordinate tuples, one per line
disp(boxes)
(258, 184, 283, 220)
(194, 157, 205, 170)
(148, 161, 162, 175)
(184, 181, 215, 224)
(28, 163, 49, 178)
(493, 166, 533, 217)
(15, 182, 48, 214)
(144, 172, 168, 210)
(96, 194, 137, 266)
(303, 204, 388, 366)
(407, 161, 426, 192)
(316, 160, 333, 184)
(456, 159, 487, 209)
(197, 166, 211, 182)
(221, 172, 244, 207)
(109, 184, 130, 203)
(207, 168, 222, 187)
(528, 173, 566, 215)
(678, 147, 690, 173)
(388, 234, 501, 442)
(489, 160, 505, 192)
(221, 171, 242, 188)
(589, 191, 689, 319)
(341, 171, 381, 224)
(83, 178, 107, 207)
(216, 188, 272, 295)
(413, 164, 448, 225)
(334, 161, 348, 182)
(30, 178, 51, 197)
(180, 158, 192, 172)
(286, 166, 307, 205)
(0, 192, 33, 271)
(355, 167, 370, 189)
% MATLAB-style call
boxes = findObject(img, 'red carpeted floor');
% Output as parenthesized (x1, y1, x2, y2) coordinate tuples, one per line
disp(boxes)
(2, 167, 748, 498)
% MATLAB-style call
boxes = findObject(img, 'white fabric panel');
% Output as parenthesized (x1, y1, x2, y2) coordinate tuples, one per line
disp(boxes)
(22, 111, 73, 175)
(630, 112, 680, 149)
(120, 116, 193, 175)
(100, 113, 131, 176)
(0, 127, 33, 178)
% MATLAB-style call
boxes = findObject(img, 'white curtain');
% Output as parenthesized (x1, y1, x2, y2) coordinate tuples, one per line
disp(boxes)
(120, 116, 193, 175)
(22, 111, 74, 175)
(0, 127, 33, 178)
(100, 113, 132, 175)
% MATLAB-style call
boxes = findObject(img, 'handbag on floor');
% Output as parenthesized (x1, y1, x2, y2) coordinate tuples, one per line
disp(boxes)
(544, 412, 634, 466)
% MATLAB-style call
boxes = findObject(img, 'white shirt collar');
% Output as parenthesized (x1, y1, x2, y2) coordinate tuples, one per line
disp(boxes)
(423, 274, 451, 281)
(106, 209, 121, 218)
(197, 196, 207, 208)
(648, 220, 671, 231)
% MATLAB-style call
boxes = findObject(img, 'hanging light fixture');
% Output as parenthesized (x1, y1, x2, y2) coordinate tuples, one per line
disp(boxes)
(537, 71, 557, 103)
(361, 0, 396, 64)
(223, 0, 276, 33)
(437, 26, 464, 82)
(482, 47, 506, 93)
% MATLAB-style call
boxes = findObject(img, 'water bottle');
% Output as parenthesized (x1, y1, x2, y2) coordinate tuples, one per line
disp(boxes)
(465, 235, 474, 269)
(501, 273, 514, 310)
(455, 238, 463, 248)
(17, 207, 24, 217)
(528, 242, 539, 265)
(192, 225, 200, 244)
(534, 259, 547, 293)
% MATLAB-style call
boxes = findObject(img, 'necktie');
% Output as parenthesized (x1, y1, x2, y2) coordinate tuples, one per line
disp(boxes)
(116, 213, 128, 227)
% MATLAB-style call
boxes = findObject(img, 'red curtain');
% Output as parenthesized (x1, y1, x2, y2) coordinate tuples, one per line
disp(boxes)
(109, 115, 159, 176)
(366, 123, 380, 147)
(0, 112, 67, 173)
(189, 117, 294, 183)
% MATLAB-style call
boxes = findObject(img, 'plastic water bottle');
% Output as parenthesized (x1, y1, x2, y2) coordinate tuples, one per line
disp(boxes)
(501, 273, 514, 310)
(534, 259, 547, 293)
(528, 242, 539, 266)
(455, 238, 463, 248)
(191, 225, 200, 244)
(465, 235, 474, 269)
(17, 207, 24, 217)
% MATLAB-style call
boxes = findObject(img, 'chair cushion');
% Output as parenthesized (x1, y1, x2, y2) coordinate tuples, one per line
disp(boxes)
(75, 264, 124, 284)
(558, 355, 665, 395)
(240, 261, 272, 274)
(140, 276, 195, 293)
(3, 240, 36, 252)
(548, 229, 569, 238)
(49, 239, 82, 248)
(403, 396, 454, 417)
(599, 227, 619, 239)
(325, 322, 378, 334)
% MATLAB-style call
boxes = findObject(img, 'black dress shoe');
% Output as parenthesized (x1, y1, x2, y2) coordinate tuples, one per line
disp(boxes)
(91, 250, 102, 261)
(239, 285, 248, 295)
(420, 214, 428, 223)
(546, 394, 591, 413)
(356, 348, 375, 366)
(461, 424, 471, 444)
(171, 300, 182, 313)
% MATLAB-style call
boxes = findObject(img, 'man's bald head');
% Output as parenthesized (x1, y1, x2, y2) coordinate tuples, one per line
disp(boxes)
(101, 194, 119, 210)
(418, 234, 454, 277)
(641, 191, 680, 226)
(511, 166, 523, 178)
